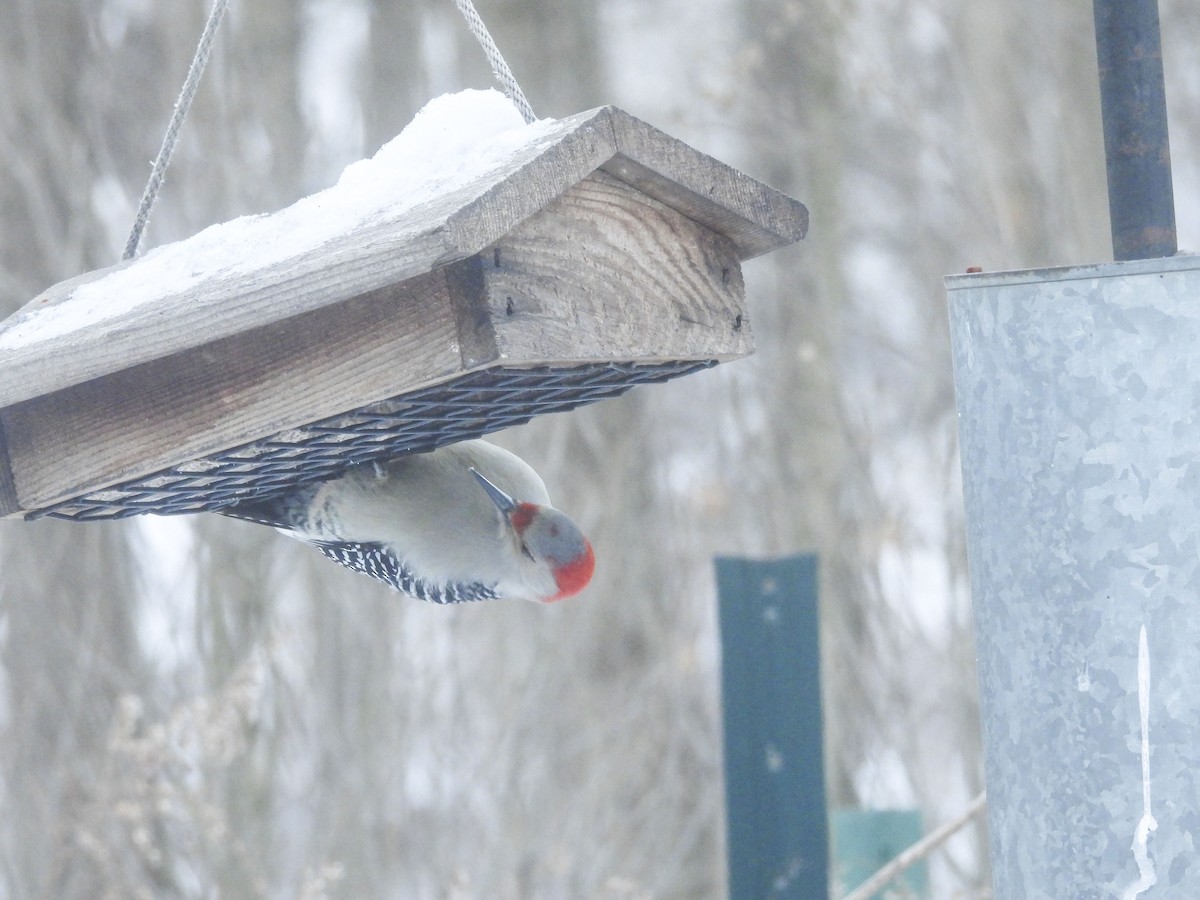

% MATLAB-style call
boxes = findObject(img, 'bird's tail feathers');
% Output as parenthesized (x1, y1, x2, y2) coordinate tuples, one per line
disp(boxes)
(215, 484, 319, 530)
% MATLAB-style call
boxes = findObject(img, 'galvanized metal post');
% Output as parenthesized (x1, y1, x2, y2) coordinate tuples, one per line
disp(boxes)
(948, 255, 1200, 898)
(1093, 0, 1177, 260)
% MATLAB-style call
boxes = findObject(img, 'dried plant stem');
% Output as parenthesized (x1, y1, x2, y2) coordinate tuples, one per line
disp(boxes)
(841, 792, 988, 900)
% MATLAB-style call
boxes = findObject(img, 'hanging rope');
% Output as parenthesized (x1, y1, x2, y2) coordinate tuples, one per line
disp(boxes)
(123, 0, 526, 261)
(123, 0, 231, 261)
(451, 0, 536, 124)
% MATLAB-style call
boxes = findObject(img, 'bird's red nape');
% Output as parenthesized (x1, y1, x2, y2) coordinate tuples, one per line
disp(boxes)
(546, 539, 595, 602)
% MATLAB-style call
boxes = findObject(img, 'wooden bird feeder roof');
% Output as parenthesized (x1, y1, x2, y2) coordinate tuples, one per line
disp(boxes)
(0, 104, 807, 521)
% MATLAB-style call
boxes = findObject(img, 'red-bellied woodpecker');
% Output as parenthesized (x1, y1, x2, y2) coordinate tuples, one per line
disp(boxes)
(219, 439, 594, 604)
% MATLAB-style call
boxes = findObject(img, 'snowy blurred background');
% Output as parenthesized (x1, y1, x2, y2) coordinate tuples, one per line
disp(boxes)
(1, 1, 1198, 897)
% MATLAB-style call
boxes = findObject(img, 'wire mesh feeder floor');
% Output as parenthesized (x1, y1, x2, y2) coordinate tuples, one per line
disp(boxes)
(36, 360, 715, 521)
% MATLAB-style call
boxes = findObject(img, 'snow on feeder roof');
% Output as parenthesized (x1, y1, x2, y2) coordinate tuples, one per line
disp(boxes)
(0, 90, 807, 521)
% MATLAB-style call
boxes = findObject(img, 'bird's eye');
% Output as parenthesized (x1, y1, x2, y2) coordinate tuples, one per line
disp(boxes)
(520, 542, 534, 561)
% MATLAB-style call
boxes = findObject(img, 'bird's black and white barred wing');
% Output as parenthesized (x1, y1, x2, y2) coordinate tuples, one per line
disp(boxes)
(311, 541, 500, 604)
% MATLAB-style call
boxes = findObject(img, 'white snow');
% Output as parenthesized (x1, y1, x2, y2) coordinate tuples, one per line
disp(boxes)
(1121, 624, 1157, 900)
(0, 89, 557, 351)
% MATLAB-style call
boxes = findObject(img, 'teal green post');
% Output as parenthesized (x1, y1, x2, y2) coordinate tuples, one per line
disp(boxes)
(716, 554, 828, 898)
(832, 808, 927, 899)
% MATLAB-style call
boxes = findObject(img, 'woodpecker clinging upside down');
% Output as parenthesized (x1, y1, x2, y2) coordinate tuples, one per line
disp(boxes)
(219, 440, 594, 604)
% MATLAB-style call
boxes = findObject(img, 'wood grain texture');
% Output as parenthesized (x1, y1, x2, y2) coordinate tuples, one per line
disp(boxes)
(480, 171, 752, 365)
(0, 109, 614, 408)
(443, 107, 619, 261)
(3, 271, 466, 511)
(445, 256, 500, 369)
(0, 105, 804, 514)
(0, 106, 803, 407)
(0, 224, 454, 408)
(1, 169, 749, 514)
(0, 423, 18, 517)
(602, 111, 809, 259)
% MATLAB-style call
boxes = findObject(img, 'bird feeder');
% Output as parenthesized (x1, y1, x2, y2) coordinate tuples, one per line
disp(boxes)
(947, 1, 1200, 893)
(0, 104, 807, 521)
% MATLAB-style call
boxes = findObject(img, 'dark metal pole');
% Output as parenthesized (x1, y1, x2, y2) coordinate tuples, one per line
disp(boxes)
(1093, 0, 1177, 260)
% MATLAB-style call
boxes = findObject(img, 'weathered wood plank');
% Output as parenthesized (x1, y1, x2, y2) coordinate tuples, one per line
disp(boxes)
(2, 271, 468, 511)
(603, 111, 809, 259)
(0, 108, 617, 409)
(482, 171, 751, 364)
(0, 106, 804, 409)
(0, 423, 18, 517)
(0, 104, 805, 514)
(0, 224, 455, 408)
(443, 106, 619, 261)
(0, 173, 752, 514)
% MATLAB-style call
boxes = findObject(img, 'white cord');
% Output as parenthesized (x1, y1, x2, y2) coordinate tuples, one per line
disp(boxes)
(451, 0, 536, 124)
(123, 0, 231, 260)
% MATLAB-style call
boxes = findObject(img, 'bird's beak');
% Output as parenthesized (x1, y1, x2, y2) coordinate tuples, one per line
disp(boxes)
(469, 467, 518, 514)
